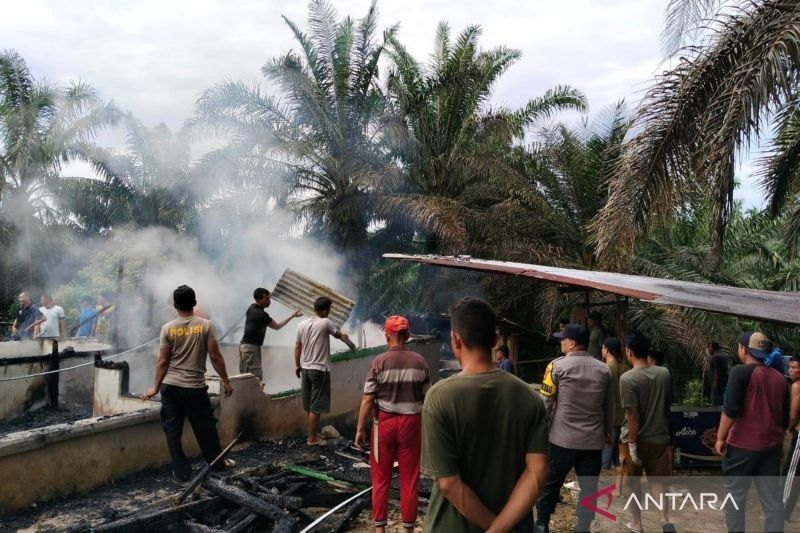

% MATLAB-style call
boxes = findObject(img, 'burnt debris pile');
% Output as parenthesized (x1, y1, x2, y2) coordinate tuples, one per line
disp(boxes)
(80, 439, 431, 532)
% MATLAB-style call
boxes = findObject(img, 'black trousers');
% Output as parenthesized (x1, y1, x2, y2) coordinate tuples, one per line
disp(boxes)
(723, 443, 783, 533)
(160, 384, 222, 478)
(536, 443, 602, 532)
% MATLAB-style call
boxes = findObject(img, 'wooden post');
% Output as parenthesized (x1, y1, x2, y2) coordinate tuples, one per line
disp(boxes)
(48, 340, 59, 408)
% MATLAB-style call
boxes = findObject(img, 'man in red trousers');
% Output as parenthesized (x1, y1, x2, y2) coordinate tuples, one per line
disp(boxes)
(355, 315, 430, 532)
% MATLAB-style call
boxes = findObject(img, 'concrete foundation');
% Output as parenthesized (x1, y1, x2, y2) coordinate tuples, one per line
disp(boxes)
(0, 339, 112, 421)
(0, 341, 441, 515)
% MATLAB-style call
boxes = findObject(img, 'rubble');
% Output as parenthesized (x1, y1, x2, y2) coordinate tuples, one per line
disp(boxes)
(1, 437, 430, 532)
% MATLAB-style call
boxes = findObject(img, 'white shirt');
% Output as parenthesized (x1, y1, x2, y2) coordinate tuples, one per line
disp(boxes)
(38, 305, 65, 338)
(296, 316, 339, 372)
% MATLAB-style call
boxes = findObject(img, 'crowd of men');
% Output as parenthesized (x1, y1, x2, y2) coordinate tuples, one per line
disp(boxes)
(137, 282, 798, 532)
(6, 290, 115, 342)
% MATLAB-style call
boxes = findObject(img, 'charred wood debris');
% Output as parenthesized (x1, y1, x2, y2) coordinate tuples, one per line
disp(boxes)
(65, 439, 431, 533)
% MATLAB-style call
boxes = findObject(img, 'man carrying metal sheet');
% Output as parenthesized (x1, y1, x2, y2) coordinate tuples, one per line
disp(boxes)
(238, 287, 301, 388)
(295, 296, 351, 446)
(355, 315, 430, 533)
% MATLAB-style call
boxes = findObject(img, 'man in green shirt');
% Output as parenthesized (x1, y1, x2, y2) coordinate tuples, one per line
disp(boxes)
(619, 330, 674, 533)
(422, 297, 549, 532)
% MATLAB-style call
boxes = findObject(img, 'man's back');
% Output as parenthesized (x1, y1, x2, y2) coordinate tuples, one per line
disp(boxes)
(620, 365, 671, 444)
(160, 316, 216, 388)
(297, 316, 336, 371)
(726, 364, 788, 451)
(422, 369, 548, 532)
(542, 352, 612, 449)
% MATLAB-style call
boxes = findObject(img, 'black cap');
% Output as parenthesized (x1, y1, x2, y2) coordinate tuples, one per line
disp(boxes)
(553, 324, 590, 346)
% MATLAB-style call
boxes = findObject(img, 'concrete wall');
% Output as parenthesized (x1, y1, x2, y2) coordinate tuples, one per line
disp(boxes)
(0, 341, 441, 514)
(0, 409, 202, 515)
(0, 339, 112, 421)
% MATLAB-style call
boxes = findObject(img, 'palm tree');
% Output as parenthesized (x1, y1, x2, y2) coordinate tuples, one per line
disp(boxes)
(51, 114, 195, 233)
(378, 23, 586, 251)
(0, 49, 119, 290)
(593, 0, 800, 259)
(194, 0, 395, 272)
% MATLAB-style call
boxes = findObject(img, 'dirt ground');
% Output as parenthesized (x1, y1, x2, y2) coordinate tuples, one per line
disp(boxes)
(3, 442, 799, 532)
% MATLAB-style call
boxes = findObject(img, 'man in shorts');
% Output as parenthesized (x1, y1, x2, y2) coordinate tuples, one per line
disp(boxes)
(295, 296, 351, 446)
(619, 330, 675, 533)
(239, 287, 301, 387)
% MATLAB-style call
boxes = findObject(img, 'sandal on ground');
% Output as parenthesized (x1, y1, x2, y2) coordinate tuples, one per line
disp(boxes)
(622, 523, 644, 533)
(306, 437, 327, 446)
(661, 522, 677, 532)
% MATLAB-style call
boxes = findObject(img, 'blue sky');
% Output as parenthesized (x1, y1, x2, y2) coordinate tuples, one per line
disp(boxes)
(3, 0, 765, 208)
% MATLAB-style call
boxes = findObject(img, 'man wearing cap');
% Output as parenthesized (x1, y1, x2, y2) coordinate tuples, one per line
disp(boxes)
(714, 331, 789, 533)
(355, 316, 430, 532)
(536, 324, 614, 533)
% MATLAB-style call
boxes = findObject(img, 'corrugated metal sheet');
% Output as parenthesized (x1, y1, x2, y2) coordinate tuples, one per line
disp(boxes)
(383, 254, 800, 325)
(271, 269, 356, 329)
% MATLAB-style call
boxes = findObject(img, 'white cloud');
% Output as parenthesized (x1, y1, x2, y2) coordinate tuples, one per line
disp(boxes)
(6, 0, 768, 208)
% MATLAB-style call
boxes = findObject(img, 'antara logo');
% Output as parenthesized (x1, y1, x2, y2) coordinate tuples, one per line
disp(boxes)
(579, 484, 739, 522)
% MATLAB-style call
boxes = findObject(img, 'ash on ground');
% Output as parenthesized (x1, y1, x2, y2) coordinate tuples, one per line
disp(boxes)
(0, 406, 92, 437)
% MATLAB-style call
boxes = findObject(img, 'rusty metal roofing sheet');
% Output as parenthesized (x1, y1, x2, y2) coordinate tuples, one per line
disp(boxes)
(383, 254, 800, 325)
(271, 268, 356, 329)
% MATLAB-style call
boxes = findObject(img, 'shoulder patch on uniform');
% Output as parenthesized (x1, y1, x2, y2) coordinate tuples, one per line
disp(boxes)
(540, 361, 558, 397)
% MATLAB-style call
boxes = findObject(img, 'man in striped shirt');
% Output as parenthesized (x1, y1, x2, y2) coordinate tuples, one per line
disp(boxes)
(355, 315, 430, 533)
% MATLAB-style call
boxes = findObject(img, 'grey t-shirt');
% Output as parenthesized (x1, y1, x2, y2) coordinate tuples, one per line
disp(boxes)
(620, 365, 672, 444)
(296, 316, 339, 372)
(539, 351, 613, 450)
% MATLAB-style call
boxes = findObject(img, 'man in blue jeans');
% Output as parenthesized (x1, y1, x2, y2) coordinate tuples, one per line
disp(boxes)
(535, 324, 613, 533)
(715, 331, 789, 532)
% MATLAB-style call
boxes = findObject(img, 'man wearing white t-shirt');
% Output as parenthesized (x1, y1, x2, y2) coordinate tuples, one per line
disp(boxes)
(33, 294, 66, 339)
(295, 296, 351, 446)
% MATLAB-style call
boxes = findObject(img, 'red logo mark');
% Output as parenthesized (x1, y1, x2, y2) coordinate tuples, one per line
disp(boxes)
(579, 483, 617, 522)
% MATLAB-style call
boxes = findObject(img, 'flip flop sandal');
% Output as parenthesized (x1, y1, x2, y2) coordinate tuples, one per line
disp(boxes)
(622, 523, 644, 533)
(306, 438, 327, 446)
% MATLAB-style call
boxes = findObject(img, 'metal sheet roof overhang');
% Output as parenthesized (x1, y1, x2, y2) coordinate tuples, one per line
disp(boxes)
(383, 254, 800, 325)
